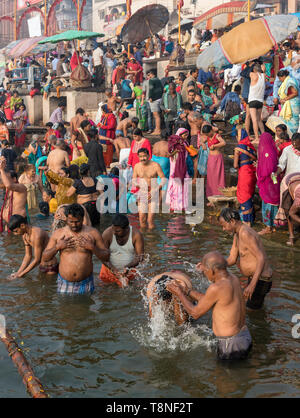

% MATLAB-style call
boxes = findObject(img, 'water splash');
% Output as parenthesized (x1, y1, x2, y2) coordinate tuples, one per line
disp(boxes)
(132, 287, 216, 354)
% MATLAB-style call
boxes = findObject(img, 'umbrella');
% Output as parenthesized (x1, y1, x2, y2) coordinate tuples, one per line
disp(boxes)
(196, 15, 299, 71)
(121, 4, 169, 44)
(170, 19, 194, 34)
(38, 30, 105, 44)
(193, 1, 257, 31)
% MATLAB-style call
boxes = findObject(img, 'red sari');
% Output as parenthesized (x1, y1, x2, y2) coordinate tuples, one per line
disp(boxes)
(236, 131, 257, 205)
(4, 94, 13, 121)
(98, 113, 117, 167)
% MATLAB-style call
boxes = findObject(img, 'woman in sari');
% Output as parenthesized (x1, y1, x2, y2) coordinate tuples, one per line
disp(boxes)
(10, 91, 23, 114)
(4, 91, 13, 121)
(267, 69, 300, 135)
(201, 84, 219, 115)
(234, 129, 257, 225)
(133, 87, 146, 131)
(166, 128, 190, 212)
(257, 133, 280, 234)
(98, 104, 116, 168)
(13, 103, 28, 147)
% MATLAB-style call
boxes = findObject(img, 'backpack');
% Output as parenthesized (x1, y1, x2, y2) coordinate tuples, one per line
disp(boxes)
(224, 100, 241, 121)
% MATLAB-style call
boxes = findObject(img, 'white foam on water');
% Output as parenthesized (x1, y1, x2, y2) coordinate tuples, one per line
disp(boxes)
(132, 292, 216, 354)
(0, 314, 6, 339)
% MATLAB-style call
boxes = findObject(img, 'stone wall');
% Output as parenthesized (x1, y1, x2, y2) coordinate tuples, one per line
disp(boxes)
(21, 90, 106, 125)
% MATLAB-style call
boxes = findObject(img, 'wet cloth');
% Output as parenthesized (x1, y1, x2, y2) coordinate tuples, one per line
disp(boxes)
(197, 134, 209, 176)
(99, 264, 137, 287)
(109, 226, 135, 270)
(257, 133, 280, 204)
(236, 130, 257, 223)
(57, 273, 94, 295)
(246, 277, 272, 310)
(152, 155, 170, 179)
(166, 151, 190, 211)
(262, 202, 279, 227)
(168, 135, 188, 182)
(206, 153, 225, 197)
(216, 326, 252, 360)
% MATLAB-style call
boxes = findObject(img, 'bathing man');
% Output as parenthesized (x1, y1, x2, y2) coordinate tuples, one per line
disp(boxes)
(100, 214, 144, 287)
(219, 207, 272, 310)
(42, 203, 109, 295)
(167, 252, 252, 360)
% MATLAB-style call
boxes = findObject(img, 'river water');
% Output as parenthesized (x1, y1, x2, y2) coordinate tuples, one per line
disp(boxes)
(0, 211, 299, 398)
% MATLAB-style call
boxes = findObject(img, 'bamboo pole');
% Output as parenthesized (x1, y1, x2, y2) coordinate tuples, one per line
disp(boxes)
(77, 0, 80, 50)
(1, 329, 48, 398)
(178, 5, 181, 44)
(14, 0, 17, 68)
(248, 0, 251, 22)
(44, 0, 47, 67)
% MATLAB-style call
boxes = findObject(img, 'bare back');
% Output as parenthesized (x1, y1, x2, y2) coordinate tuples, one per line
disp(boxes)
(211, 273, 246, 337)
(152, 141, 169, 157)
(47, 149, 69, 173)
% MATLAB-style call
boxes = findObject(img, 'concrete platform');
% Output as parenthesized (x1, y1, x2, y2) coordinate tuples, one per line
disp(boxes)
(20, 90, 106, 125)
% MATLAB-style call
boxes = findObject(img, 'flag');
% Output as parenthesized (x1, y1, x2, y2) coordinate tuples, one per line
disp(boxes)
(177, 0, 184, 9)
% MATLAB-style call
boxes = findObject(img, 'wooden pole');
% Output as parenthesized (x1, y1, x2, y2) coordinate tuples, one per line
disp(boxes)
(77, 0, 80, 50)
(1, 329, 48, 398)
(14, 0, 17, 68)
(248, 0, 251, 21)
(178, 5, 181, 44)
(14, 0, 17, 41)
(44, 0, 47, 67)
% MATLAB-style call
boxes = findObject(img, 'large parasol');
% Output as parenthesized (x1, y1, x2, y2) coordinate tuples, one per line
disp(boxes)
(121, 4, 169, 44)
(196, 15, 299, 71)
(193, 1, 257, 31)
(38, 30, 105, 44)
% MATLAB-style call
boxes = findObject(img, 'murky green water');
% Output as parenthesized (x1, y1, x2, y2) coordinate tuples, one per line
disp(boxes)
(0, 212, 299, 398)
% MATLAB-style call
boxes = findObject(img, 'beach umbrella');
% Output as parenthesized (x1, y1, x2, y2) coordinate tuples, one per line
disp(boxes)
(38, 30, 105, 44)
(121, 4, 169, 43)
(196, 15, 299, 71)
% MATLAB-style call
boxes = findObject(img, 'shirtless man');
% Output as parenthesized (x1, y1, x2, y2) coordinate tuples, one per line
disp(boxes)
(100, 214, 144, 287)
(132, 148, 166, 229)
(47, 139, 70, 173)
(42, 203, 110, 295)
(114, 134, 131, 161)
(8, 215, 58, 279)
(167, 252, 252, 360)
(219, 207, 272, 310)
(0, 157, 27, 230)
(147, 271, 192, 325)
(105, 88, 123, 116)
(116, 117, 139, 137)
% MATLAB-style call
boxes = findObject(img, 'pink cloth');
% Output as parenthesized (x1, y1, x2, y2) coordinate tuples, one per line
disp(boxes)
(257, 132, 280, 205)
(206, 153, 225, 197)
(166, 151, 190, 211)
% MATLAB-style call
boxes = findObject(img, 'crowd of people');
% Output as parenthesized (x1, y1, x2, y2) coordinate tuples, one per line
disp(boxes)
(1, 28, 300, 363)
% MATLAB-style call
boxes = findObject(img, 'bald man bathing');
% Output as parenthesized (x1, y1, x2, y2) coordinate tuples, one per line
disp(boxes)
(167, 252, 252, 361)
